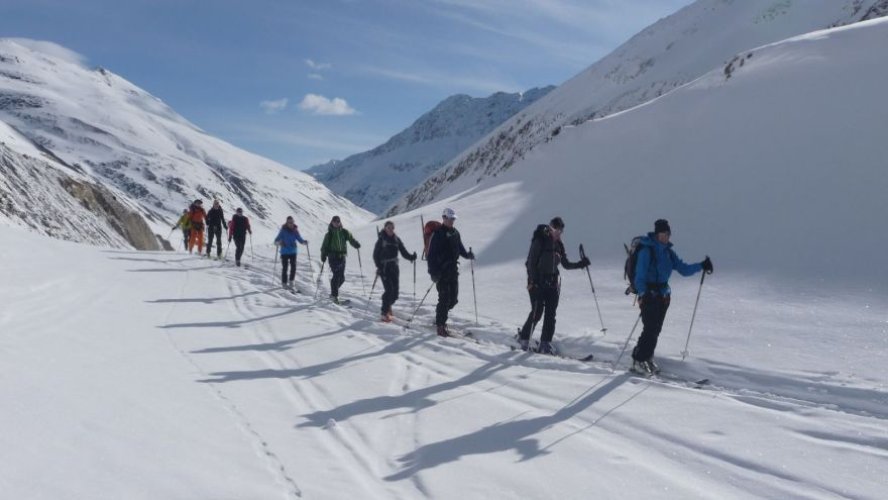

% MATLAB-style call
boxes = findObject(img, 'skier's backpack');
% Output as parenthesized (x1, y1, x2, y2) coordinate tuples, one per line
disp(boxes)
(531, 224, 549, 242)
(624, 236, 650, 296)
(422, 220, 442, 260)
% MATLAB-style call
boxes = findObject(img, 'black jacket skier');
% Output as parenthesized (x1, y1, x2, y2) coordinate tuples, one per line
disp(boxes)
(205, 201, 227, 258)
(518, 217, 589, 354)
(227, 209, 252, 266)
(426, 208, 474, 336)
(373, 221, 417, 321)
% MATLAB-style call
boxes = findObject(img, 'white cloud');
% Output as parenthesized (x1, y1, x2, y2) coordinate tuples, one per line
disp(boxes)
(259, 98, 289, 114)
(298, 94, 357, 116)
(307, 73, 324, 80)
(305, 58, 332, 70)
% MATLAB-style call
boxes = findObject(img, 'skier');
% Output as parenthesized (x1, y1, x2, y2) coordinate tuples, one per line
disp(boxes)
(171, 208, 191, 250)
(517, 216, 590, 354)
(631, 219, 713, 374)
(373, 220, 417, 322)
(320, 215, 361, 304)
(205, 200, 227, 259)
(274, 216, 308, 290)
(227, 207, 252, 267)
(186, 200, 207, 254)
(426, 208, 474, 337)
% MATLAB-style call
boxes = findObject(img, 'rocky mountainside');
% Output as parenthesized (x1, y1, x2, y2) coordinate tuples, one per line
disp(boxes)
(387, 0, 888, 215)
(308, 87, 553, 214)
(0, 39, 369, 249)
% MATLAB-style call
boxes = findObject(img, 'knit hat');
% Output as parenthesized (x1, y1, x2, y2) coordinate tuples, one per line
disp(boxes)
(550, 216, 565, 230)
(654, 219, 671, 234)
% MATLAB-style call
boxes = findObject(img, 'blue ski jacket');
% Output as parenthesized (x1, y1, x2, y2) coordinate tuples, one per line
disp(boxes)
(274, 225, 306, 256)
(634, 233, 702, 296)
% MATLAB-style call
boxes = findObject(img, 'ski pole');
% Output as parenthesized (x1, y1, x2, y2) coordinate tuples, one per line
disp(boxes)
(412, 259, 416, 302)
(613, 313, 642, 372)
(221, 239, 231, 265)
(469, 247, 478, 325)
(681, 268, 708, 361)
(272, 248, 278, 283)
(407, 282, 436, 325)
(368, 272, 379, 301)
(580, 244, 607, 333)
(250, 233, 254, 261)
(314, 260, 326, 300)
(357, 248, 367, 296)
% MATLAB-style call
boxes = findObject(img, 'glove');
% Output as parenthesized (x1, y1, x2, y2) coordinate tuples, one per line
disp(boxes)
(275, 241, 281, 247)
(303, 240, 309, 245)
(702, 256, 714, 274)
(527, 281, 535, 291)
(171, 225, 177, 230)
(228, 237, 232, 242)
(466, 251, 475, 260)
(579, 256, 591, 268)
(321, 255, 327, 263)
(431, 274, 440, 283)
(354, 242, 361, 249)
(411, 252, 418, 262)
(637, 295, 644, 308)
(376, 268, 382, 277)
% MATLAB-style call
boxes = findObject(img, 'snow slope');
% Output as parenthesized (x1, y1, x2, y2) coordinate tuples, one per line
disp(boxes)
(308, 87, 553, 214)
(0, 39, 370, 248)
(389, 0, 888, 215)
(2, 203, 886, 498)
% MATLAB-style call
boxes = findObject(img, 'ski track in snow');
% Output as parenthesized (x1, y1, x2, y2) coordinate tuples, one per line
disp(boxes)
(154, 255, 303, 499)
(77, 246, 886, 499)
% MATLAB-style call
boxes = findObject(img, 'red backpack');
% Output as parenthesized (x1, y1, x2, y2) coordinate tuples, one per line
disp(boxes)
(422, 219, 442, 260)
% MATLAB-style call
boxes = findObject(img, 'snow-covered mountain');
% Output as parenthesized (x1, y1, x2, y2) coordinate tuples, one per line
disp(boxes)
(308, 87, 553, 214)
(0, 39, 370, 249)
(388, 0, 888, 215)
(385, 14, 888, 289)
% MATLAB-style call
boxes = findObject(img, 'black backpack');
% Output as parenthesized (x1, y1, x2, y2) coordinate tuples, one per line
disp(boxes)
(624, 236, 654, 296)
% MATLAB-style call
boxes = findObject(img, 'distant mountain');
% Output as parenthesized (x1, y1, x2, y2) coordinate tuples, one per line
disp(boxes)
(308, 87, 553, 214)
(0, 39, 369, 249)
(388, 0, 888, 215)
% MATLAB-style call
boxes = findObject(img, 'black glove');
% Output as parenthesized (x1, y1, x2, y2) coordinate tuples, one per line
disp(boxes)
(411, 252, 418, 262)
(466, 251, 475, 260)
(228, 236, 232, 242)
(354, 242, 361, 249)
(321, 255, 327, 263)
(701, 256, 714, 274)
(431, 274, 440, 283)
(376, 268, 382, 277)
(579, 256, 591, 268)
(527, 281, 535, 291)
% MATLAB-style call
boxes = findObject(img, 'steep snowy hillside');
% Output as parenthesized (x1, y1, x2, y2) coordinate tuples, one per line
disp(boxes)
(0, 39, 370, 247)
(388, 17, 888, 288)
(308, 87, 553, 214)
(389, 0, 888, 215)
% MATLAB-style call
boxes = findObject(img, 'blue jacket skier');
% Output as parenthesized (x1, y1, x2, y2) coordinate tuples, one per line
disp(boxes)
(274, 216, 308, 289)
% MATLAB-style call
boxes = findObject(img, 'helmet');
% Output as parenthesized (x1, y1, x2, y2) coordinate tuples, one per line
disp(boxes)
(442, 208, 457, 220)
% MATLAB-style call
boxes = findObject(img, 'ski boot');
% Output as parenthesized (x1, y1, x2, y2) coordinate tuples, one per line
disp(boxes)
(517, 338, 530, 351)
(537, 341, 557, 355)
(436, 324, 450, 337)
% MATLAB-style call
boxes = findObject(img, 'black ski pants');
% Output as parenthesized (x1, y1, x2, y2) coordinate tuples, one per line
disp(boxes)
(519, 284, 560, 343)
(435, 272, 459, 326)
(233, 234, 246, 262)
(281, 254, 296, 285)
(181, 229, 190, 250)
(329, 255, 346, 298)
(380, 263, 400, 315)
(633, 293, 671, 362)
(206, 226, 223, 256)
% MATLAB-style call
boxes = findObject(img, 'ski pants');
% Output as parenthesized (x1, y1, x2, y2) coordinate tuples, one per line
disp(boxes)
(380, 263, 400, 315)
(281, 254, 296, 285)
(206, 226, 223, 257)
(329, 255, 346, 298)
(181, 229, 190, 250)
(519, 283, 560, 343)
(188, 225, 204, 254)
(233, 235, 246, 262)
(633, 293, 671, 362)
(434, 273, 459, 326)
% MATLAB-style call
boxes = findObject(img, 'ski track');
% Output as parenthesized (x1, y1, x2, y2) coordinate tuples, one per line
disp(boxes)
(155, 256, 303, 499)
(151, 251, 887, 498)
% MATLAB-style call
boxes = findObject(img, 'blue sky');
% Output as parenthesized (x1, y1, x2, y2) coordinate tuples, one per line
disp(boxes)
(0, 0, 691, 169)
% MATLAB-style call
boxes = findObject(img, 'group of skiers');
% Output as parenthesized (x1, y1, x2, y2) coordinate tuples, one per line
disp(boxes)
(172, 199, 253, 266)
(171, 202, 714, 375)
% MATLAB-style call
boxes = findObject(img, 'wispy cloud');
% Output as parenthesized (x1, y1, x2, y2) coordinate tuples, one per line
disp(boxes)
(226, 124, 385, 155)
(307, 73, 324, 80)
(259, 97, 289, 114)
(305, 58, 332, 70)
(360, 65, 520, 95)
(298, 94, 357, 116)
